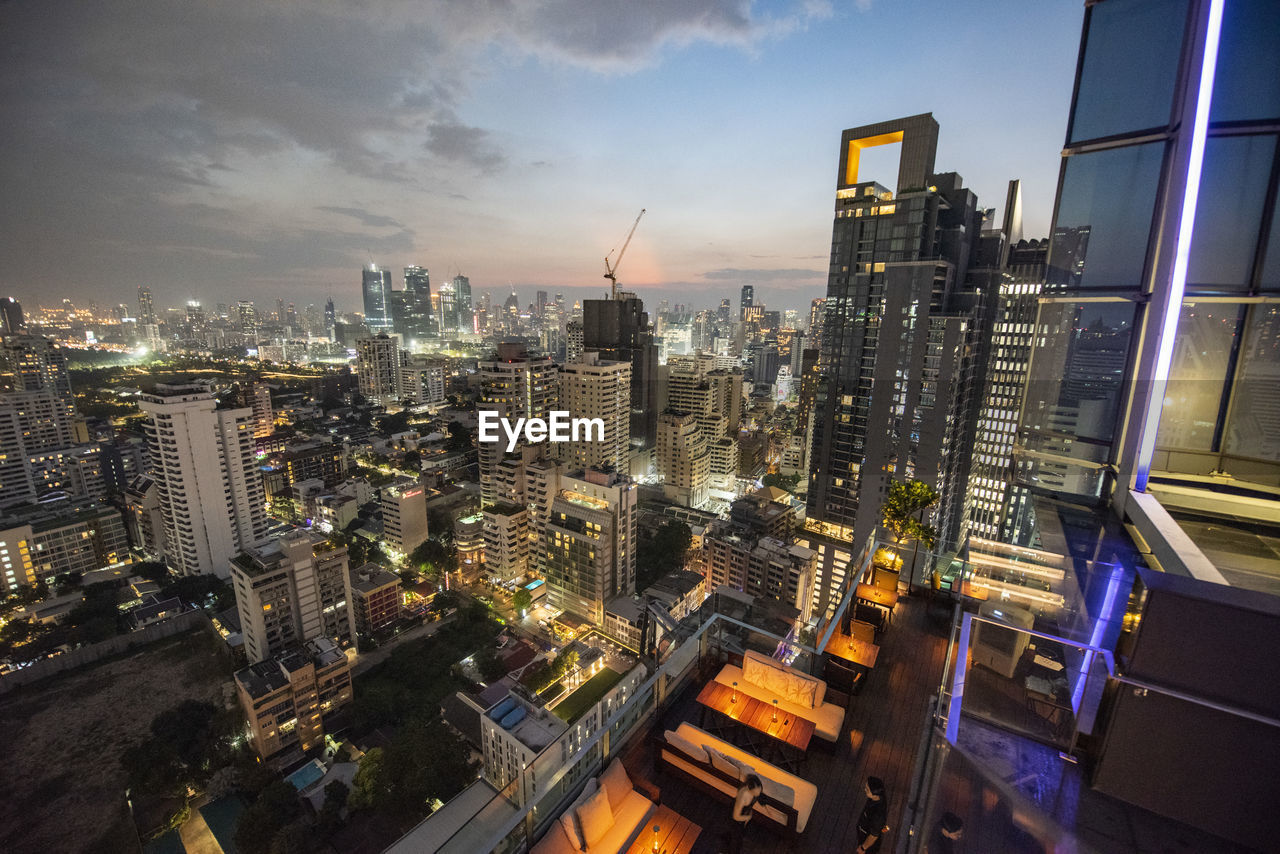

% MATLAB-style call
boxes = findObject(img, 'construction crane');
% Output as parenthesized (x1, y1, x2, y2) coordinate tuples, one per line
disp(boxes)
(603, 208, 645, 299)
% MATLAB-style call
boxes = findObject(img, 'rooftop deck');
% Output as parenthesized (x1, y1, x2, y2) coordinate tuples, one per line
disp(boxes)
(618, 593, 951, 853)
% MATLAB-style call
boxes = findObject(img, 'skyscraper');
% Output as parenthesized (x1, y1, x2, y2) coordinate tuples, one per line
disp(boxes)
(452, 274, 473, 334)
(477, 342, 558, 506)
(403, 265, 434, 338)
(803, 114, 993, 615)
(739, 284, 754, 320)
(362, 264, 394, 331)
(138, 383, 269, 578)
(137, 286, 157, 325)
(0, 298, 24, 334)
(558, 353, 631, 472)
(324, 297, 336, 331)
(583, 296, 659, 454)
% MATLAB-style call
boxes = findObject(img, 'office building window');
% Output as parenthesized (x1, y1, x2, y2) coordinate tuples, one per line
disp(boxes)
(1187, 134, 1275, 292)
(1051, 143, 1166, 290)
(1069, 0, 1189, 143)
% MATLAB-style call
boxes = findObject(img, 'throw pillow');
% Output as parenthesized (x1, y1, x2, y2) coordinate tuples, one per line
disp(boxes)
(558, 778, 597, 851)
(576, 785, 615, 849)
(664, 729, 708, 763)
(599, 757, 633, 812)
(708, 747, 744, 780)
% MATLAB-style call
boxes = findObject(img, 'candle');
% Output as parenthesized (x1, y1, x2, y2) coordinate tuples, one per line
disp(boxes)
(732, 680, 738, 703)
(772, 698, 778, 722)
(652, 823, 661, 852)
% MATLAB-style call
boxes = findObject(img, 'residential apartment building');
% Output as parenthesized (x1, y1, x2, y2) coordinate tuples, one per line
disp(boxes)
(483, 503, 529, 582)
(557, 353, 631, 472)
(381, 480, 429, 556)
(139, 383, 268, 578)
(234, 637, 352, 758)
(542, 467, 638, 625)
(356, 333, 403, 406)
(0, 500, 130, 592)
(229, 529, 356, 664)
(351, 564, 402, 635)
(656, 411, 709, 508)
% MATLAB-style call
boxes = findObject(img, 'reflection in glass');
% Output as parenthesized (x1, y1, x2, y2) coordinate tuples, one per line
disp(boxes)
(1155, 304, 1240, 452)
(1210, 0, 1280, 124)
(1225, 306, 1280, 461)
(1187, 135, 1274, 291)
(1017, 302, 1136, 499)
(1069, 0, 1188, 143)
(1049, 145, 1165, 291)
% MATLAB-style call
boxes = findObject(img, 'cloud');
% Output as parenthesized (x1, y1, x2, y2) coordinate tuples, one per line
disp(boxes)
(0, 0, 831, 306)
(316, 207, 407, 229)
(425, 121, 507, 174)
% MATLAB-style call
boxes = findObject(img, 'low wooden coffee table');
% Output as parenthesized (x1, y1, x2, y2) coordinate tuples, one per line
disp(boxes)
(625, 804, 701, 854)
(696, 680, 815, 769)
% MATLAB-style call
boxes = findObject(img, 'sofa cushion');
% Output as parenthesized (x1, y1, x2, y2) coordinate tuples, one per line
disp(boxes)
(674, 722, 818, 833)
(586, 789, 653, 854)
(576, 785, 614, 849)
(599, 757, 633, 813)
(558, 778, 597, 851)
(715, 663, 844, 742)
(664, 729, 708, 763)
(742, 650, 824, 709)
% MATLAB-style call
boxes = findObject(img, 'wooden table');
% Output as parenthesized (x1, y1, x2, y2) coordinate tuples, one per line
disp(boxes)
(625, 804, 701, 854)
(856, 583, 899, 624)
(823, 627, 881, 670)
(696, 680, 814, 768)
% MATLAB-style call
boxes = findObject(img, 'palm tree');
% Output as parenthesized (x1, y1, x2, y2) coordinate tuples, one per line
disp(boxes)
(881, 479, 940, 589)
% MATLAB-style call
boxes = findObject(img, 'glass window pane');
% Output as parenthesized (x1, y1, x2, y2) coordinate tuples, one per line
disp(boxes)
(1021, 301, 1136, 447)
(1070, 0, 1189, 143)
(1187, 135, 1275, 292)
(1050, 144, 1165, 290)
(1209, 0, 1280, 124)
(1260, 196, 1280, 293)
(1155, 303, 1241, 452)
(1224, 305, 1280, 461)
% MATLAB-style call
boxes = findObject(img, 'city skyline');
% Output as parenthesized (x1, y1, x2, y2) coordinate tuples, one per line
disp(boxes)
(0, 1, 1080, 316)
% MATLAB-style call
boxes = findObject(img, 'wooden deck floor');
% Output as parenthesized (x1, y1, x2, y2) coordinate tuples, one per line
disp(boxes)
(621, 594, 952, 853)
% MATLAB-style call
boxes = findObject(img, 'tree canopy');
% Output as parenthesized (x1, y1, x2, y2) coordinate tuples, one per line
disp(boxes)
(881, 478, 939, 549)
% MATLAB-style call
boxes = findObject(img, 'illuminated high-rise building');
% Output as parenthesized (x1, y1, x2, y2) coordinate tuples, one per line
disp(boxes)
(362, 264, 393, 331)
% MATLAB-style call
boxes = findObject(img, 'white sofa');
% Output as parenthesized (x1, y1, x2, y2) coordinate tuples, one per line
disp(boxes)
(530, 758, 658, 854)
(655, 722, 818, 835)
(714, 650, 846, 743)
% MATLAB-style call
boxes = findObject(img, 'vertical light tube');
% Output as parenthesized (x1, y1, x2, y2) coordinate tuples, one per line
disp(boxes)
(1135, 0, 1224, 491)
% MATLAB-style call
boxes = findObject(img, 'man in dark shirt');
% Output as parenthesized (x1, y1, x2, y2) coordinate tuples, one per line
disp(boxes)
(855, 776, 888, 854)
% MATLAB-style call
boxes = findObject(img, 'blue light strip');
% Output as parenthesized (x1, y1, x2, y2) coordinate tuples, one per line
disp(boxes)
(1135, 0, 1224, 492)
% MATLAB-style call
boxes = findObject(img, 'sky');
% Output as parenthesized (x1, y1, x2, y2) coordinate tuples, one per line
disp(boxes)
(0, 0, 1083, 319)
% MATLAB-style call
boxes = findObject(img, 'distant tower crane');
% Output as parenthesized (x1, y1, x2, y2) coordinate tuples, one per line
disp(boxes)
(603, 208, 646, 299)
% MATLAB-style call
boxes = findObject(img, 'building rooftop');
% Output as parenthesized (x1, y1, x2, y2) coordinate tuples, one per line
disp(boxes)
(351, 564, 400, 595)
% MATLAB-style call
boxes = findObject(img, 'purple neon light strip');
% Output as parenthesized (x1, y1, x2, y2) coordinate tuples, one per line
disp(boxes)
(1135, 0, 1224, 492)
